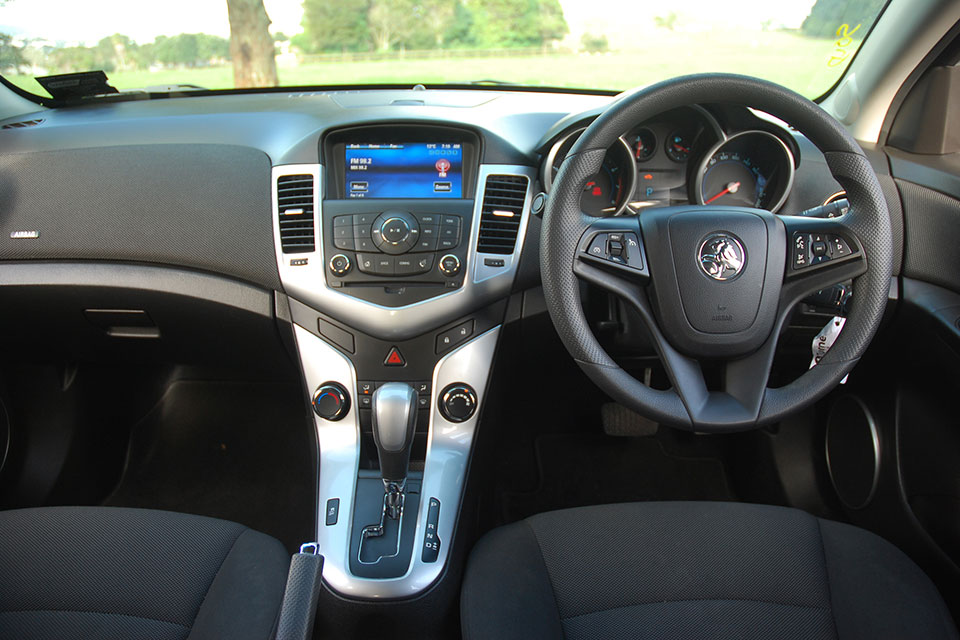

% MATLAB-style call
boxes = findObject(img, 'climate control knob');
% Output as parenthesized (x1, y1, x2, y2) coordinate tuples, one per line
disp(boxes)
(312, 382, 350, 421)
(439, 383, 477, 423)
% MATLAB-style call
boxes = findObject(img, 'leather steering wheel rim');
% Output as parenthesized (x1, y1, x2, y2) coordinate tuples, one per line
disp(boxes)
(540, 73, 893, 432)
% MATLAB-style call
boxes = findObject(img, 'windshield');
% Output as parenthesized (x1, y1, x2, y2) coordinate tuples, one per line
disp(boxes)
(0, 0, 887, 100)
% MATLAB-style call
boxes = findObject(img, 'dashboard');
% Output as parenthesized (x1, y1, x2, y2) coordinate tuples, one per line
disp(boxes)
(0, 86, 860, 601)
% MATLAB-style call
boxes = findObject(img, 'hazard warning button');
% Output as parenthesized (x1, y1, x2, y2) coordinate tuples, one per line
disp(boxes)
(384, 346, 406, 367)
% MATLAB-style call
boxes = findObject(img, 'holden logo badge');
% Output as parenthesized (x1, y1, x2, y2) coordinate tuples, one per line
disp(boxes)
(698, 233, 745, 281)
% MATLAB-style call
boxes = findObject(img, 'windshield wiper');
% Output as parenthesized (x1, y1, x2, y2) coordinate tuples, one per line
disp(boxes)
(139, 84, 209, 93)
(468, 79, 519, 86)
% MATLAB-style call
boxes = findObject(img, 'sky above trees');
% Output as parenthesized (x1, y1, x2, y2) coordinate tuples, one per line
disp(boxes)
(2, 0, 819, 48)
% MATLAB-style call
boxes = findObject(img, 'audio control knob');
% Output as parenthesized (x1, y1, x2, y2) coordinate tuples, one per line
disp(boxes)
(439, 383, 477, 423)
(438, 254, 461, 277)
(312, 382, 350, 421)
(373, 211, 420, 255)
(329, 254, 351, 276)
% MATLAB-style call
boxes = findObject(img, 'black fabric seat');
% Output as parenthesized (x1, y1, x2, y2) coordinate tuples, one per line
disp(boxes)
(462, 502, 959, 640)
(0, 506, 290, 640)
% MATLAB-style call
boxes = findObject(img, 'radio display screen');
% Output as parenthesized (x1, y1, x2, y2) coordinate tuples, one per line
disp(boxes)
(344, 142, 462, 199)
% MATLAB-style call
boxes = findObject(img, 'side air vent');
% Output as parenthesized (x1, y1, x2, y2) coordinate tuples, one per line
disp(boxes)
(2, 118, 44, 129)
(476, 174, 528, 254)
(277, 173, 316, 253)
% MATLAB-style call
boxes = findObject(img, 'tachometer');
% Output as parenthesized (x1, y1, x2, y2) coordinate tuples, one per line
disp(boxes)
(542, 129, 637, 216)
(694, 130, 795, 212)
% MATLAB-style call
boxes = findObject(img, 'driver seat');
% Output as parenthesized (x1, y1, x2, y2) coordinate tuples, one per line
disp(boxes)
(461, 502, 958, 639)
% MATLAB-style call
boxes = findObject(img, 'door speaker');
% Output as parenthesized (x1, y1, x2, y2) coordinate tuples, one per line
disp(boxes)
(826, 395, 880, 510)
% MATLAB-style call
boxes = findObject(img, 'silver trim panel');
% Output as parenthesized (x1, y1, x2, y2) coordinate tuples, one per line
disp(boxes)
(274, 164, 535, 341)
(295, 324, 500, 599)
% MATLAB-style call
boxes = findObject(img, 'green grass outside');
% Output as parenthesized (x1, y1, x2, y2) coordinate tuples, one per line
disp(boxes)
(5, 31, 851, 100)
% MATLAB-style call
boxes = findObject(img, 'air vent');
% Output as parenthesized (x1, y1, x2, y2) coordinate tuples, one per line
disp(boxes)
(277, 173, 316, 253)
(476, 174, 528, 255)
(2, 118, 44, 129)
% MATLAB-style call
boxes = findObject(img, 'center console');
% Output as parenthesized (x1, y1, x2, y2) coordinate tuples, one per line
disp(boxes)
(271, 123, 536, 598)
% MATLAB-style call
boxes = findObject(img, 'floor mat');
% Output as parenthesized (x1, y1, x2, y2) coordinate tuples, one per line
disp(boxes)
(104, 379, 315, 553)
(499, 432, 734, 523)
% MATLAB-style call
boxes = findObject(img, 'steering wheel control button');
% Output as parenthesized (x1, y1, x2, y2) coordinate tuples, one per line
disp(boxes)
(329, 254, 351, 276)
(422, 498, 441, 563)
(436, 319, 475, 354)
(585, 232, 643, 270)
(439, 383, 478, 423)
(793, 233, 808, 268)
(792, 232, 858, 270)
(384, 346, 406, 367)
(439, 254, 461, 277)
(312, 382, 350, 421)
(325, 498, 340, 526)
(831, 235, 852, 257)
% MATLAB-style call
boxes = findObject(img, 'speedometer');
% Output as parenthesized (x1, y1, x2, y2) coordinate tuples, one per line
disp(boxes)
(694, 130, 795, 213)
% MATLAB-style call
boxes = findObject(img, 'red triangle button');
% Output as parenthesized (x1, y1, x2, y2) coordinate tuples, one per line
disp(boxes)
(384, 346, 406, 367)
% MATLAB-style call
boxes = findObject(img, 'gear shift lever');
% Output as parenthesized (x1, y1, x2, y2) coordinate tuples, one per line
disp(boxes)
(371, 382, 418, 519)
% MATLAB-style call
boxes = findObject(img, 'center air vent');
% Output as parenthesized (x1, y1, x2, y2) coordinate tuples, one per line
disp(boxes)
(477, 174, 528, 255)
(277, 173, 316, 253)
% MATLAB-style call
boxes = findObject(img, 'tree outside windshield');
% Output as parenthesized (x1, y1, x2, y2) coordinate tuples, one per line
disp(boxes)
(0, 0, 886, 100)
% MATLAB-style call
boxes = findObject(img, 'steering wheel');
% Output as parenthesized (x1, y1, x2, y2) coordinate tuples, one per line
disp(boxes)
(541, 74, 893, 432)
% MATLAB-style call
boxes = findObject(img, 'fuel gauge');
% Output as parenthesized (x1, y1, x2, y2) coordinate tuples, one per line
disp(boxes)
(631, 128, 656, 162)
(665, 129, 693, 163)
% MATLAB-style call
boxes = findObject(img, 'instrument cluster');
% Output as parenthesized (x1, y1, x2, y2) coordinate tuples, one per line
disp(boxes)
(540, 106, 797, 216)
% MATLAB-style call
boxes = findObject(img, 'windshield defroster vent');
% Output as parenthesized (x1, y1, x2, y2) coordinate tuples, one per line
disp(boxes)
(476, 174, 528, 255)
(2, 118, 44, 129)
(277, 173, 316, 253)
